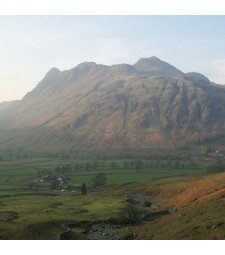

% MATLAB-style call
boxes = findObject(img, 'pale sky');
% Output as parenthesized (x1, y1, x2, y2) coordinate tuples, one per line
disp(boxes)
(1, 16, 225, 102)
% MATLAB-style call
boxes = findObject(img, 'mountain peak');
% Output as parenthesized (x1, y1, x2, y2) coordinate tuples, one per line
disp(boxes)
(184, 72, 210, 83)
(138, 56, 162, 63)
(134, 56, 164, 69)
(46, 67, 61, 76)
(71, 61, 108, 77)
(1, 56, 225, 151)
(133, 56, 183, 76)
(76, 61, 97, 68)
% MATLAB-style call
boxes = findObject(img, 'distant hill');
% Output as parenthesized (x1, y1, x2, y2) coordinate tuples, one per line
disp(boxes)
(1, 56, 225, 151)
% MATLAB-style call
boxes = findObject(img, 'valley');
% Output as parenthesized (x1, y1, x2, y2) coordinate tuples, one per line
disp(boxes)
(0, 57, 225, 240)
(0, 149, 223, 239)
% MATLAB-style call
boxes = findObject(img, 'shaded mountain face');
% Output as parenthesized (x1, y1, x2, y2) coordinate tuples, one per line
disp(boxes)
(0, 57, 225, 151)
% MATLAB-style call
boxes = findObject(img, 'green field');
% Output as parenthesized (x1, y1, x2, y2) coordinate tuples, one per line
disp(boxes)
(0, 152, 220, 239)
(0, 156, 208, 185)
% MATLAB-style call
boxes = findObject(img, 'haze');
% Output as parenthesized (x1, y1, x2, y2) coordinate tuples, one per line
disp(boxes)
(1, 15, 225, 102)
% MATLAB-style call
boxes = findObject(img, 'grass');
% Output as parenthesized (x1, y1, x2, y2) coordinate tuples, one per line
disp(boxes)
(0, 186, 126, 239)
(0, 154, 220, 239)
(134, 173, 225, 239)
(0, 157, 207, 186)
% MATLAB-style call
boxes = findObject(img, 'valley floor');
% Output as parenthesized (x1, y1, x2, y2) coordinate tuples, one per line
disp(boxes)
(0, 154, 223, 239)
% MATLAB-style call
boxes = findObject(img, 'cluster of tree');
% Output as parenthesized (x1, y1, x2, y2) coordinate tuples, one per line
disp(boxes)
(0, 149, 193, 162)
(74, 161, 105, 171)
(91, 172, 107, 188)
(25, 180, 41, 191)
(53, 164, 72, 175)
(0, 152, 31, 160)
(207, 147, 215, 153)
(122, 159, 197, 170)
(72, 159, 197, 172)
(144, 160, 197, 169)
(0, 151, 68, 160)
(77, 150, 190, 161)
(36, 165, 72, 178)
(1, 148, 194, 165)
(73, 159, 146, 172)
(122, 159, 144, 172)
(207, 161, 225, 173)
(110, 160, 143, 170)
(77, 173, 107, 195)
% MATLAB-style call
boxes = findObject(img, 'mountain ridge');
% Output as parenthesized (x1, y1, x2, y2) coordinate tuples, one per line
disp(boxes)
(1, 56, 225, 152)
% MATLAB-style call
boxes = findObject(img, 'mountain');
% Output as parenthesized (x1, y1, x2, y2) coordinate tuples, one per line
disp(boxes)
(0, 56, 225, 151)
(133, 56, 183, 76)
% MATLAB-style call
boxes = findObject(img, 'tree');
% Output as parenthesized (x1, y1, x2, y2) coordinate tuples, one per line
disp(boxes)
(174, 161, 180, 168)
(81, 183, 87, 195)
(207, 160, 225, 173)
(26, 181, 36, 191)
(111, 161, 118, 170)
(120, 203, 142, 223)
(92, 161, 99, 170)
(74, 163, 80, 171)
(167, 161, 172, 169)
(54, 166, 61, 176)
(91, 172, 107, 188)
(130, 161, 136, 169)
(190, 161, 197, 167)
(100, 161, 105, 169)
(64, 164, 72, 172)
(135, 159, 143, 172)
(85, 162, 91, 171)
(207, 147, 214, 153)
(123, 161, 129, 169)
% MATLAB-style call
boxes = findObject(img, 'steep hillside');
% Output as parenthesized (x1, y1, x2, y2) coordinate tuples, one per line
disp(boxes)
(135, 173, 225, 239)
(0, 56, 225, 151)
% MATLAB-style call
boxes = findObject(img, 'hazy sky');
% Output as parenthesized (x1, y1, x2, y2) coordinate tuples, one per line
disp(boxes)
(1, 16, 225, 102)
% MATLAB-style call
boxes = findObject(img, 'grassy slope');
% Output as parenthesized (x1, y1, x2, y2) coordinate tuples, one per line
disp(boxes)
(134, 173, 225, 239)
